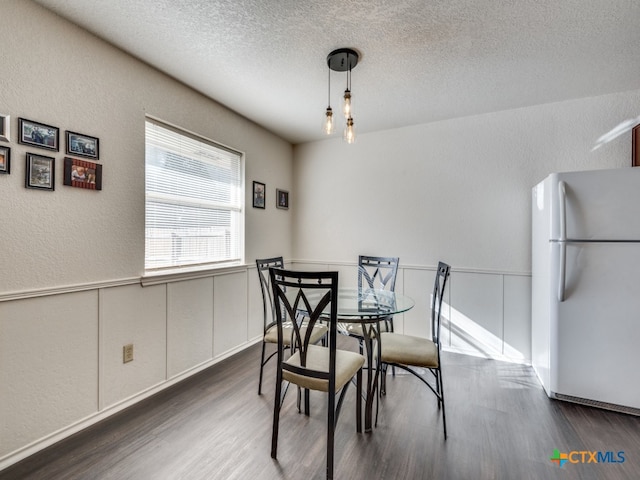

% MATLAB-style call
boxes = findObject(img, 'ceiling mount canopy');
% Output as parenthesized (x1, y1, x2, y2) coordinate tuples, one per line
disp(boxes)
(327, 48, 359, 72)
(323, 48, 359, 144)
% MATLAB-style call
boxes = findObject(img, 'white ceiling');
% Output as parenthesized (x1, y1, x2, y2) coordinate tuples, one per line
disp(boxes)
(34, 0, 640, 145)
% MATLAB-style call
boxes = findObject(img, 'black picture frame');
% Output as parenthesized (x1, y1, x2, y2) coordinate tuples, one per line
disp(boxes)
(63, 157, 103, 190)
(18, 118, 59, 151)
(276, 189, 289, 209)
(253, 181, 265, 209)
(0, 146, 10, 174)
(26, 153, 55, 190)
(66, 131, 99, 159)
(0, 146, 11, 174)
(0, 114, 9, 142)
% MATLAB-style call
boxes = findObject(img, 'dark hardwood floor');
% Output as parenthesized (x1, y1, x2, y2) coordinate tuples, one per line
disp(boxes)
(2, 339, 640, 480)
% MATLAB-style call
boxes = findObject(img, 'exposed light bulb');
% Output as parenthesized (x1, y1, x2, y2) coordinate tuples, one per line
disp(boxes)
(323, 106, 335, 135)
(343, 89, 352, 119)
(344, 117, 355, 144)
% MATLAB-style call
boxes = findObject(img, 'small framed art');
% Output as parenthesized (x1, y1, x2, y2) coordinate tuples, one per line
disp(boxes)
(0, 114, 9, 142)
(276, 189, 289, 209)
(253, 181, 265, 209)
(19, 118, 59, 151)
(66, 131, 99, 159)
(0, 146, 10, 174)
(25, 153, 55, 190)
(63, 157, 102, 190)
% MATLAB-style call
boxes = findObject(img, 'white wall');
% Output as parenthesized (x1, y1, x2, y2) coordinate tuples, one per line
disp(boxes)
(0, 0, 290, 467)
(292, 89, 640, 362)
(2, 1, 292, 295)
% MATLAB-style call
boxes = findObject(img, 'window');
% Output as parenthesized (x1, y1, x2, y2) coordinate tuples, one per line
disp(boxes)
(145, 119, 243, 272)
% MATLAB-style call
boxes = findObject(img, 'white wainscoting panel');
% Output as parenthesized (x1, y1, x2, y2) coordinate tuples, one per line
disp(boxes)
(0, 291, 99, 457)
(247, 266, 265, 342)
(167, 278, 214, 378)
(100, 284, 167, 409)
(503, 274, 532, 363)
(213, 271, 249, 357)
(448, 271, 504, 358)
(401, 268, 434, 338)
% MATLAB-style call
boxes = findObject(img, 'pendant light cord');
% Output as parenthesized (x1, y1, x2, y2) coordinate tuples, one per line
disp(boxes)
(347, 53, 351, 91)
(328, 65, 331, 107)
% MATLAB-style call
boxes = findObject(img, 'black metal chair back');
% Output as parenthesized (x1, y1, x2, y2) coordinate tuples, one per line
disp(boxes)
(431, 261, 451, 348)
(256, 256, 284, 395)
(358, 255, 399, 292)
(257, 256, 284, 332)
(354, 255, 400, 342)
(270, 268, 338, 381)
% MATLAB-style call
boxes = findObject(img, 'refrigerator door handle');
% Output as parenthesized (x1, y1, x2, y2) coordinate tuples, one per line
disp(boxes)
(558, 241, 566, 302)
(558, 181, 567, 302)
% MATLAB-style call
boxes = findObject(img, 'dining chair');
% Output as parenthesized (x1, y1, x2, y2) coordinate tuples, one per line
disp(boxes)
(379, 261, 451, 439)
(255, 256, 328, 395)
(269, 268, 365, 480)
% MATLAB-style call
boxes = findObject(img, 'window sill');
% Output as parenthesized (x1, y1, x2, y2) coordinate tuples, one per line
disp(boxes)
(141, 262, 247, 286)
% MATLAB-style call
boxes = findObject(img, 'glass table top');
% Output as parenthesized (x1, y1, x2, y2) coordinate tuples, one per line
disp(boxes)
(283, 287, 414, 321)
(333, 288, 414, 319)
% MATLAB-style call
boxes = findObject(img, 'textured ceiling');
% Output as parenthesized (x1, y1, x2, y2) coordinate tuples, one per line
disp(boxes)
(34, 0, 640, 144)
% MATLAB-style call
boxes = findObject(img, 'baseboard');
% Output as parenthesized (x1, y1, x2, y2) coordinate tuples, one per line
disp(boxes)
(552, 392, 640, 417)
(443, 346, 530, 365)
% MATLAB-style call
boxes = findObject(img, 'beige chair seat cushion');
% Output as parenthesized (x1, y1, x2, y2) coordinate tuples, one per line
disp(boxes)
(342, 320, 392, 339)
(264, 322, 328, 345)
(283, 344, 365, 392)
(380, 332, 438, 368)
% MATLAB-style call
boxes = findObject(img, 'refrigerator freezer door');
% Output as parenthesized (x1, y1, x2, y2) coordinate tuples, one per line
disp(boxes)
(554, 167, 640, 241)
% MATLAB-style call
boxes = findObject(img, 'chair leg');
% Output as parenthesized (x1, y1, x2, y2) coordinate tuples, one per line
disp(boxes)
(374, 369, 380, 428)
(271, 377, 282, 458)
(327, 386, 336, 480)
(387, 318, 396, 377)
(356, 369, 362, 433)
(438, 367, 447, 440)
(304, 388, 310, 416)
(432, 368, 444, 410)
(380, 362, 387, 396)
(258, 341, 267, 395)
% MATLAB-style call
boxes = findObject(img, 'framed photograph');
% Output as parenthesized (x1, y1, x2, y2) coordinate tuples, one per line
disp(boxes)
(0, 114, 9, 142)
(63, 157, 103, 190)
(276, 189, 289, 209)
(633, 125, 640, 167)
(0, 146, 10, 174)
(66, 131, 99, 159)
(25, 153, 55, 190)
(253, 181, 265, 209)
(19, 118, 59, 151)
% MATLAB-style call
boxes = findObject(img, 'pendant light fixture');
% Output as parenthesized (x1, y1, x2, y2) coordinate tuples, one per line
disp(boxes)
(323, 48, 359, 143)
(322, 66, 335, 135)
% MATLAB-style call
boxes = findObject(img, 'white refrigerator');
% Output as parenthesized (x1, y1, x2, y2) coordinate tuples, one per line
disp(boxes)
(532, 167, 640, 414)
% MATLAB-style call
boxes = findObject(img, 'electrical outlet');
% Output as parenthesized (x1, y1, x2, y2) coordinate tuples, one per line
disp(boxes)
(123, 344, 134, 363)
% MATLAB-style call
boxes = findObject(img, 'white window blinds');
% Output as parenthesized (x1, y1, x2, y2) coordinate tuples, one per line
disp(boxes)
(145, 119, 243, 271)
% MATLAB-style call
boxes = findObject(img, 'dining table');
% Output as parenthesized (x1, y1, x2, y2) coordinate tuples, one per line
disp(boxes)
(333, 287, 415, 432)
